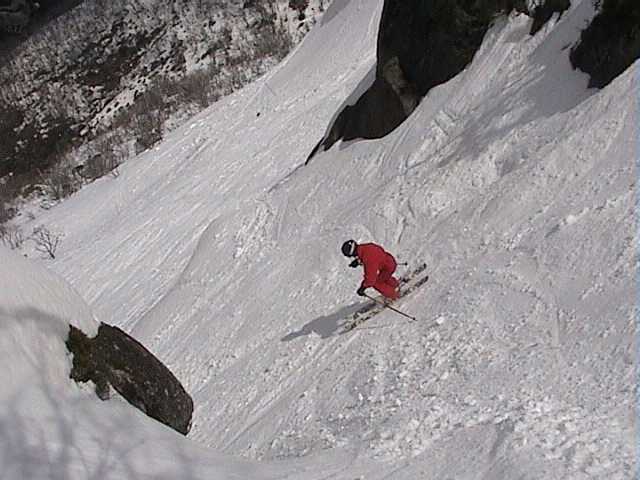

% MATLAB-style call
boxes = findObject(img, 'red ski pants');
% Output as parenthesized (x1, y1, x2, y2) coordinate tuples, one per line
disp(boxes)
(373, 267, 399, 299)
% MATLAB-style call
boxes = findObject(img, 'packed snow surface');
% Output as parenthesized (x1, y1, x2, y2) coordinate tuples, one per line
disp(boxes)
(4, 0, 637, 478)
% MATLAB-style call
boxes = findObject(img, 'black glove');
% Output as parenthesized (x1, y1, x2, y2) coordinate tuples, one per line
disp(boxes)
(357, 286, 367, 297)
(349, 259, 361, 268)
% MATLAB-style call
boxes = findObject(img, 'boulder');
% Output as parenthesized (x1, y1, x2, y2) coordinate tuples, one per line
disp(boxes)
(66, 323, 193, 435)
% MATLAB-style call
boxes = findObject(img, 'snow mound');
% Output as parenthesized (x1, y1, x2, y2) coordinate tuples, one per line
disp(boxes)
(0, 247, 98, 399)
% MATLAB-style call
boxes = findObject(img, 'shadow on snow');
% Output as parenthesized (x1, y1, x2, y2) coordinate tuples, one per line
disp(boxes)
(280, 301, 372, 341)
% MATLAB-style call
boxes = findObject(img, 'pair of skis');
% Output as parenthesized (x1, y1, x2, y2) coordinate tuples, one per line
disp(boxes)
(342, 263, 429, 332)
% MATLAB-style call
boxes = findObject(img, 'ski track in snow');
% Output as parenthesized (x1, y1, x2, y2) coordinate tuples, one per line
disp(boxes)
(7, 0, 637, 478)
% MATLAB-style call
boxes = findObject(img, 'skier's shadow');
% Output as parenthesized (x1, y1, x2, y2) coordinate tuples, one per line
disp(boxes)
(281, 302, 370, 341)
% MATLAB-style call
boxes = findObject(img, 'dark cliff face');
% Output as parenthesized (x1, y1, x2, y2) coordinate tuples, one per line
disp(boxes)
(570, 0, 640, 89)
(309, 0, 530, 160)
(67, 323, 193, 435)
(529, 0, 570, 35)
(377, 1, 491, 99)
(0, 0, 83, 38)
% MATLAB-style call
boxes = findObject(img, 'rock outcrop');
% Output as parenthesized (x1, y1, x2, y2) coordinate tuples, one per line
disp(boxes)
(309, 0, 531, 160)
(529, 0, 570, 35)
(66, 323, 193, 435)
(570, 0, 640, 88)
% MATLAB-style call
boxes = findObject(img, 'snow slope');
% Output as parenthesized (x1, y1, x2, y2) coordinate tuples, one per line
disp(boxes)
(0, 245, 366, 479)
(0, 248, 255, 479)
(8, 0, 637, 478)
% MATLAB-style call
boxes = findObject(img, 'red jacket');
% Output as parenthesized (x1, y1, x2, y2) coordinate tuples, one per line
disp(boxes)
(356, 243, 397, 288)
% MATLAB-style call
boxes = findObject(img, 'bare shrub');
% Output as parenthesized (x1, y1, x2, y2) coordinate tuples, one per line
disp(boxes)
(0, 101, 26, 177)
(133, 113, 165, 153)
(39, 160, 81, 202)
(152, 63, 222, 111)
(0, 171, 40, 224)
(178, 67, 220, 108)
(84, 134, 126, 180)
(254, 19, 294, 61)
(31, 225, 62, 259)
(128, 88, 167, 153)
(0, 196, 13, 225)
(0, 225, 25, 250)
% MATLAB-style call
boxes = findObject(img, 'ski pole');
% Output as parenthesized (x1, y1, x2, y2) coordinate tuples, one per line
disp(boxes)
(364, 293, 416, 321)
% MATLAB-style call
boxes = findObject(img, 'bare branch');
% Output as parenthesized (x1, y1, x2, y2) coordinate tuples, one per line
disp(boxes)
(0, 225, 24, 250)
(31, 225, 62, 259)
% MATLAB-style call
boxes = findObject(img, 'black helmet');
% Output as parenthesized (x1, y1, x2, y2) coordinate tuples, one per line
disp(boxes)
(341, 239, 357, 257)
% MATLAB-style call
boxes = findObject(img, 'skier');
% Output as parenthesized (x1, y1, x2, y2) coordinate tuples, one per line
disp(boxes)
(341, 239, 400, 301)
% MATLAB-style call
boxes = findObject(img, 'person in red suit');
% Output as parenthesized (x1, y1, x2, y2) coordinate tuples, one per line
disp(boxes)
(341, 239, 400, 300)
